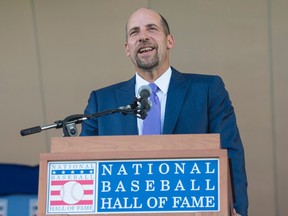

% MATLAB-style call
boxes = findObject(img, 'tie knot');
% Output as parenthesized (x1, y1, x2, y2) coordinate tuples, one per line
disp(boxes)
(148, 83, 158, 93)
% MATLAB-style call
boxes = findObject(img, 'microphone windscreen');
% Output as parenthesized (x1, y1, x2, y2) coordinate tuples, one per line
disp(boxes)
(138, 85, 152, 99)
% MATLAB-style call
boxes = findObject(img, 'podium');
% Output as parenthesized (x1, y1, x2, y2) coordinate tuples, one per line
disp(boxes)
(37, 134, 233, 216)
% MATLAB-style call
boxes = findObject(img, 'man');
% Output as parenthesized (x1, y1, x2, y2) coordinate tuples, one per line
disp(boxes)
(80, 8, 248, 215)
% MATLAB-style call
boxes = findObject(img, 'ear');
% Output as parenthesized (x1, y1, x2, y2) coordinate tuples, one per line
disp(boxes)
(167, 35, 175, 49)
(124, 42, 130, 57)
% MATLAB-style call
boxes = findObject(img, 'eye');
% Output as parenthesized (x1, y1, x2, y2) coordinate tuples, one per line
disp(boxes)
(129, 28, 139, 37)
(130, 31, 137, 36)
(147, 25, 159, 32)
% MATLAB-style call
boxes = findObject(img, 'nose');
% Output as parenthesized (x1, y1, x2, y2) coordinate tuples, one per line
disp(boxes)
(138, 31, 149, 43)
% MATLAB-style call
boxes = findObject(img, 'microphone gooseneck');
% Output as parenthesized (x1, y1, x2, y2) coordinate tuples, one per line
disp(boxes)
(20, 85, 153, 137)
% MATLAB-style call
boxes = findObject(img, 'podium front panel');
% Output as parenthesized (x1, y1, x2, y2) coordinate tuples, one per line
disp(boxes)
(38, 147, 231, 216)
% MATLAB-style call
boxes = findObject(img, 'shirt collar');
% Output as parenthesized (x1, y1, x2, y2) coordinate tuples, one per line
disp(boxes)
(135, 67, 172, 95)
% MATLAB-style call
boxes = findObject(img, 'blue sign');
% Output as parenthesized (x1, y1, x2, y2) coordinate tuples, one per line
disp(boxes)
(97, 159, 219, 213)
(46, 158, 220, 214)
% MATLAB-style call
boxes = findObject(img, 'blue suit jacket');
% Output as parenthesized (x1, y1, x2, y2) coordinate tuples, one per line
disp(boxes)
(80, 68, 248, 215)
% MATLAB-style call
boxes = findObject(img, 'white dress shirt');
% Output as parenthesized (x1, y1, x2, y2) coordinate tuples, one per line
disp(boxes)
(135, 67, 172, 135)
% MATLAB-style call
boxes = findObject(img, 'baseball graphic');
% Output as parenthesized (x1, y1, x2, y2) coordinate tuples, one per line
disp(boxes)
(60, 181, 84, 204)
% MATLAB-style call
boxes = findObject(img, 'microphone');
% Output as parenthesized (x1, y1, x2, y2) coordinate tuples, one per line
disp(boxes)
(138, 85, 152, 119)
(118, 85, 152, 119)
(119, 85, 152, 111)
(139, 85, 152, 110)
(138, 85, 151, 99)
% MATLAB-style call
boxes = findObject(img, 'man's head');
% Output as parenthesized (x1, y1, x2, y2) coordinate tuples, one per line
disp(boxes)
(125, 11, 171, 41)
(125, 8, 175, 78)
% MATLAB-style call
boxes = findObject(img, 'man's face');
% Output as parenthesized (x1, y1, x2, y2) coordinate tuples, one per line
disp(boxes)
(125, 8, 174, 72)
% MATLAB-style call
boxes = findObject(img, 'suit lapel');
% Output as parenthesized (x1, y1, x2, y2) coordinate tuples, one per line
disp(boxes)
(115, 76, 138, 135)
(163, 69, 191, 134)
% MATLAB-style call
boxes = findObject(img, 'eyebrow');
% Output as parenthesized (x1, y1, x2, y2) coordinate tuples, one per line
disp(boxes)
(146, 23, 160, 29)
(128, 23, 160, 35)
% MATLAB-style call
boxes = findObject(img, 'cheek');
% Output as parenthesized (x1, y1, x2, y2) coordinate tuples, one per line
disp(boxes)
(125, 45, 132, 57)
(125, 42, 137, 57)
(158, 44, 167, 55)
(157, 39, 169, 50)
(125, 49, 130, 57)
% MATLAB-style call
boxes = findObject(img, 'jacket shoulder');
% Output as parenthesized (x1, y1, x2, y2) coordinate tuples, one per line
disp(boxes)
(91, 76, 135, 95)
(171, 68, 223, 84)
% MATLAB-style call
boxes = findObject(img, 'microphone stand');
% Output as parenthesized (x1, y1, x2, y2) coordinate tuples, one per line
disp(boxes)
(20, 97, 148, 137)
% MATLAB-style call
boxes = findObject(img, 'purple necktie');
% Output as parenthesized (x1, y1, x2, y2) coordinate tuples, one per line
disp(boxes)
(142, 83, 161, 135)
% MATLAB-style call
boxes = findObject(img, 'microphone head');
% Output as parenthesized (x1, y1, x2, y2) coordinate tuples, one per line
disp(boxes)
(142, 98, 152, 112)
(139, 99, 152, 119)
(138, 85, 152, 99)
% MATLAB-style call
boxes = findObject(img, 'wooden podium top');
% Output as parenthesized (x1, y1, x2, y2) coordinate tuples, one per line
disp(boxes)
(50, 134, 220, 153)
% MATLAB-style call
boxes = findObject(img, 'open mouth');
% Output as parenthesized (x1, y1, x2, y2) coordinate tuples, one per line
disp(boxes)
(138, 46, 155, 54)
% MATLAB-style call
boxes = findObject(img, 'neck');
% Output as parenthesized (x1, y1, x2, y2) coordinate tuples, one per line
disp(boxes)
(136, 64, 170, 82)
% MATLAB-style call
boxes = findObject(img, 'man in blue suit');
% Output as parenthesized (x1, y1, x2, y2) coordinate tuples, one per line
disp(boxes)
(81, 8, 248, 215)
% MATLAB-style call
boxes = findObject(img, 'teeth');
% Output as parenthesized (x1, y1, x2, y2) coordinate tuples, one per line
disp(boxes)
(139, 47, 153, 53)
